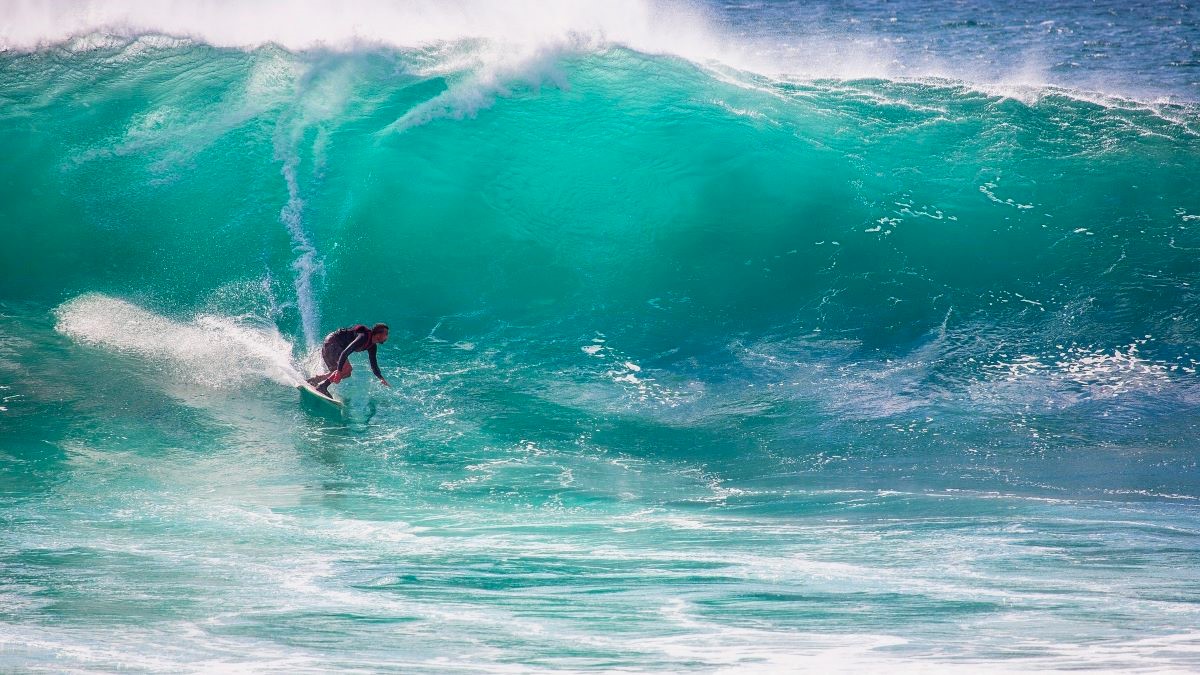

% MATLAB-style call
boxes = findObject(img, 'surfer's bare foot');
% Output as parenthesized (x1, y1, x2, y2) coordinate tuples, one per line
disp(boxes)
(316, 383, 331, 396)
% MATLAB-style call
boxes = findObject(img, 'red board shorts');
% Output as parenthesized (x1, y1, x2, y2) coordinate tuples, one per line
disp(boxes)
(321, 341, 353, 383)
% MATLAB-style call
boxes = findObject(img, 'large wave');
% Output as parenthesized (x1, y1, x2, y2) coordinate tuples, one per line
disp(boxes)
(1, 30, 1197, 490)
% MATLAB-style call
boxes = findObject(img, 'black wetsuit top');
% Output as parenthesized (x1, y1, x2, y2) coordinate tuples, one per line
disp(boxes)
(322, 326, 382, 378)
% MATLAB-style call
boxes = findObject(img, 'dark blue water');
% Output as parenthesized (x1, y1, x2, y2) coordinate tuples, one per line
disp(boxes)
(713, 0, 1200, 100)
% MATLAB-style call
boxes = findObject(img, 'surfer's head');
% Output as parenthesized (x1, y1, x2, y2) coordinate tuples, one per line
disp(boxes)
(371, 323, 389, 344)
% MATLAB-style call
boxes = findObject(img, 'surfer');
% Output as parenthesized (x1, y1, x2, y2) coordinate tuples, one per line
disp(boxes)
(308, 323, 391, 396)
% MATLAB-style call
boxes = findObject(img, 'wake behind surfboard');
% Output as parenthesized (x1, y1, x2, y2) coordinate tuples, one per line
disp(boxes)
(298, 381, 344, 408)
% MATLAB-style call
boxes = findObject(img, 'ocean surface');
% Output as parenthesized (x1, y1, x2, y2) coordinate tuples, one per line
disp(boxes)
(2, 0, 1200, 671)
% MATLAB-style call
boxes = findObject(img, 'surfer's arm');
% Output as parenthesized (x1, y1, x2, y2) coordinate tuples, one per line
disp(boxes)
(335, 333, 369, 372)
(368, 344, 387, 385)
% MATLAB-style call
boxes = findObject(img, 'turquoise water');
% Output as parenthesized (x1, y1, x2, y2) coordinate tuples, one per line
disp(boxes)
(3, 1, 1200, 670)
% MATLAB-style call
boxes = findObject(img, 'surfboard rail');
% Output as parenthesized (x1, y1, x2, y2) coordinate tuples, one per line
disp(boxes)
(297, 381, 344, 408)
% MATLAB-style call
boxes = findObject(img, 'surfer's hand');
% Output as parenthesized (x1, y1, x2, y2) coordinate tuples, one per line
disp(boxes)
(379, 377, 391, 388)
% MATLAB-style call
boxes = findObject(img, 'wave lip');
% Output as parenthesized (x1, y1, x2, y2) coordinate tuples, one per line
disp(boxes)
(0, 0, 720, 56)
(0, 0, 1051, 97)
(8, 0, 1200, 105)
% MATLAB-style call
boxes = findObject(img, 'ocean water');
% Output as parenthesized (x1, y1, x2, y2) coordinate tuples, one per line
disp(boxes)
(2, 0, 1200, 671)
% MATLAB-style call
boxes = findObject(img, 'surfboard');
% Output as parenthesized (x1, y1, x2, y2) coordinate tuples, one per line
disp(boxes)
(298, 381, 344, 408)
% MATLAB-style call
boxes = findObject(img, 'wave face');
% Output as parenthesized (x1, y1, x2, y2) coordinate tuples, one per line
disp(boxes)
(3, 10, 1200, 671)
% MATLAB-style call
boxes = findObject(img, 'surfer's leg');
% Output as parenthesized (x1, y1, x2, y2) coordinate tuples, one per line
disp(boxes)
(314, 343, 342, 391)
(317, 363, 351, 395)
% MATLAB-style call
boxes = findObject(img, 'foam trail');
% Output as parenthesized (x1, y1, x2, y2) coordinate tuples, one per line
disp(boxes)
(53, 293, 303, 388)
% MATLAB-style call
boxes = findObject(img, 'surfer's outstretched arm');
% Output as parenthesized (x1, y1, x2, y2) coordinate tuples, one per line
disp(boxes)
(368, 344, 390, 387)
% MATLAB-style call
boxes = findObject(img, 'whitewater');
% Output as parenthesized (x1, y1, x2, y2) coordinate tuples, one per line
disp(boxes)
(2, 0, 1200, 671)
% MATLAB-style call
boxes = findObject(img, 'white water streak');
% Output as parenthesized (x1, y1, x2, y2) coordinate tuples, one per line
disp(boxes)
(277, 151, 323, 351)
(53, 293, 302, 388)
